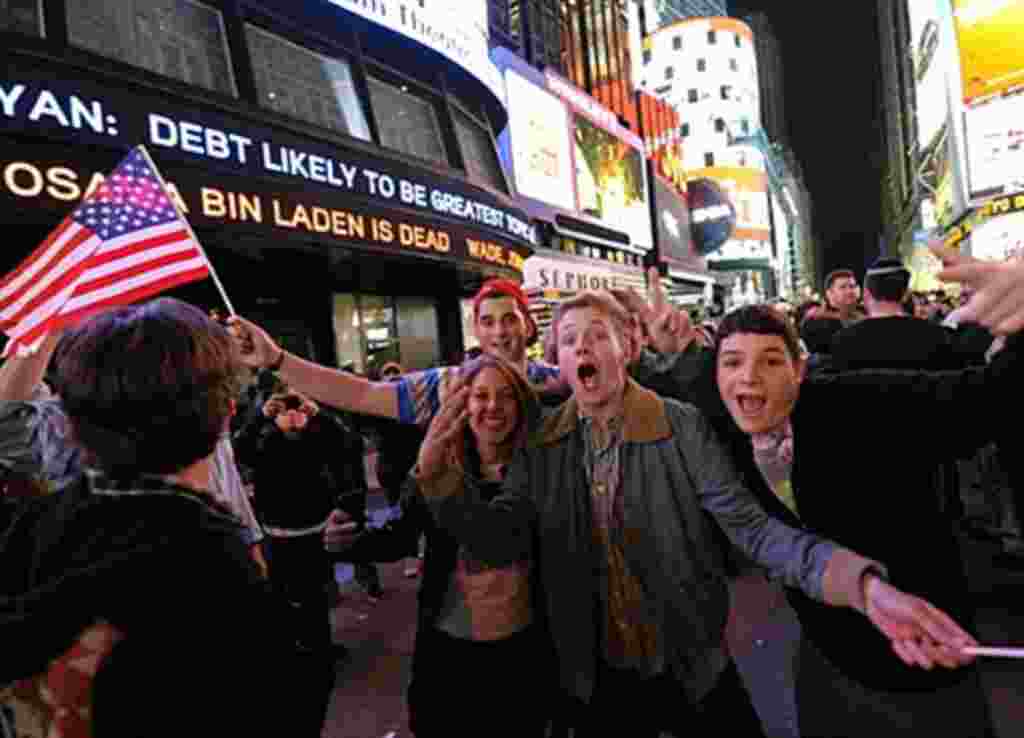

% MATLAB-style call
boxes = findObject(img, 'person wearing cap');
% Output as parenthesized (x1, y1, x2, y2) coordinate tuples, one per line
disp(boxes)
(227, 269, 691, 432)
(831, 257, 959, 371)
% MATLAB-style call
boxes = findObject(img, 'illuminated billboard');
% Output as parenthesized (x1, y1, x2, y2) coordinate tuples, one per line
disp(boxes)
(952, 0, 1024, 105)
(687, 178, 736, 256)
(504, 69, 575, 213)
(573, 113, 649, 247)
(493, 48, 652, 251)
(653, 176, 701, 269)
(330, 0, 503, 103)
(0, 64, 537, 275)
(687, 166, 770, 243)
(963, 92, 1024, 201)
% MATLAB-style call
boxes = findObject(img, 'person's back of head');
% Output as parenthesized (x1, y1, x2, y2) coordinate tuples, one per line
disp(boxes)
(52, 297, 239, 478)
(800, 316, 844, 355)
(863, 258, 910, 314)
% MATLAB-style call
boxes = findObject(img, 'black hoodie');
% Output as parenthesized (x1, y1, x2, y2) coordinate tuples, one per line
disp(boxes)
(0, 471, 330, 737)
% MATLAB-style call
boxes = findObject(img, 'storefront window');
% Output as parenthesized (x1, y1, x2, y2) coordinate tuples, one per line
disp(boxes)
(395, 295, 441, 369)
(460, 298, 480, 353)
(67, 0, 236, 97)
(1, 0, 42, 35)
(246, 25, 371, 141)
(333, 293, 440, 375)
(368, 76, 447, 166)
(332, 293, 364, 372)
(453, 107, 506, 193)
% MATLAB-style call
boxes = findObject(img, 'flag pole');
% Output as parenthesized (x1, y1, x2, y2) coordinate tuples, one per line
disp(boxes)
(135, 145, 237, 316)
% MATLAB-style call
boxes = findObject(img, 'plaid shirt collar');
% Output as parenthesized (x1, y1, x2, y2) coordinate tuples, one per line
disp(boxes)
(84, 468, 237, 520)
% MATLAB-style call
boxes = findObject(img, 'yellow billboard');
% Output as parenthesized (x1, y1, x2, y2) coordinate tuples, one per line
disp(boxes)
(953, 0, 1024, 104)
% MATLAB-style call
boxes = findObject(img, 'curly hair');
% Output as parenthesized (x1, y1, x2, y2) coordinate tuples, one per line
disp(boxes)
(53, 298, 241, 477)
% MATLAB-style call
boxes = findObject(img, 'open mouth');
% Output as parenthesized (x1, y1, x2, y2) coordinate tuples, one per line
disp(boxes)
(577, 362, 599, 391)
(737, 394, 766, 414)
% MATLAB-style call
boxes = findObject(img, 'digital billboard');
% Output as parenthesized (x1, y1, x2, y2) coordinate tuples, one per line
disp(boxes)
(504, 69, 575, 212)
(687, 178, 736, 256)
(0, 61, 537, 273)
(573, 113, 649, 247)
(688, 166, 770, 243)
(952, 0, 1024, 105)
(492, 48, 652, 251)
(963, 92, 1024, 201)
(653, 176, 700, 269)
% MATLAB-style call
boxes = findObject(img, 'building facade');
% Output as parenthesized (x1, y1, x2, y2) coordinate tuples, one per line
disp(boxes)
(877, 0, 919, 256)
(642, 16, 776, 302)
(646, 0, 729, 26)
(0, 0, 535, 374)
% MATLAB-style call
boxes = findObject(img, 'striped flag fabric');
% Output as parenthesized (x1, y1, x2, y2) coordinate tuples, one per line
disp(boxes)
(0, 147, 210, 356)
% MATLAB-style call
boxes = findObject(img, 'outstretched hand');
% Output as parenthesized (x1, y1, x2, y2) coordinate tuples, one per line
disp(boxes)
(932, 242, 1024, 334)
(863, 574, 977, 670)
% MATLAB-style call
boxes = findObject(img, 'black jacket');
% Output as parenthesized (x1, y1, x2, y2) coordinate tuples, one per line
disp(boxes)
(234, 410, 366, 529)
(0, 472, 327, 737)
(668, 336, 1023, 691)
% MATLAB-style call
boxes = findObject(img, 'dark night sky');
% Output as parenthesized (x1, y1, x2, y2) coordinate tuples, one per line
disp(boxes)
(731, 2, 885, 283)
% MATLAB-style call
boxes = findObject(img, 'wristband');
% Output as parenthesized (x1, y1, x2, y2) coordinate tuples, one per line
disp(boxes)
(267, 347, 286, 372)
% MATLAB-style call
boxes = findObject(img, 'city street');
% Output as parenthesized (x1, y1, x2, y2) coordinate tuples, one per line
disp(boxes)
(324, 491, 1024, 737)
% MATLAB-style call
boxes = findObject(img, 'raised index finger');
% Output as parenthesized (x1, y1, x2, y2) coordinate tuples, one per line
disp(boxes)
(647, 266, 667, 316)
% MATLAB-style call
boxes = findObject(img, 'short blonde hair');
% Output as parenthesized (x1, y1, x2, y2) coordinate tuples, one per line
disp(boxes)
(550, 290, 634, 352)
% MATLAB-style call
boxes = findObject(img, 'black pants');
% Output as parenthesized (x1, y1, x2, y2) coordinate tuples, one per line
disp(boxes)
(263, 533, 334, 653)
(407, 625, 555, 738)
(563, 659, 765, 738)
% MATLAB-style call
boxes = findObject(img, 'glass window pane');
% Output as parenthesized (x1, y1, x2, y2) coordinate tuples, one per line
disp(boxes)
(333, 293, 365, 373)
(360, 294, 401, 375)
(246, 25, 371, 141)
(0, 0, 42, 35)
(368, 77, 447, 166)
(67, 0, 236, 97)
(396, 296, 440, 370)
(454, 108, 506, 193)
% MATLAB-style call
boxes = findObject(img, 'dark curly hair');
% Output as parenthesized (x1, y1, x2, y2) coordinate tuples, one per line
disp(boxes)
(53, 297, 241, 477)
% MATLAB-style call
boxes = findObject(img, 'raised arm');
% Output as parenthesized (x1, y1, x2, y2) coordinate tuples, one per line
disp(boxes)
(227, 315, 400, 420)
(0, 331, 61, 401)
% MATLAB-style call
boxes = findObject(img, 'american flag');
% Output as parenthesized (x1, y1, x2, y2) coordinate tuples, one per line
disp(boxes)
(0, 147, 211, 356)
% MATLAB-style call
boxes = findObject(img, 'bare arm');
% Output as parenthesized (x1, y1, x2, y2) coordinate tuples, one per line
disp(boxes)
(0, 331, 61, 402)
(227, 315, 399, 419)
(276, 351, 399, 420)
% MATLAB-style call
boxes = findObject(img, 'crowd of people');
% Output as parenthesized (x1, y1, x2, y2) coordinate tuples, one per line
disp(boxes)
(2, 241, 1023, 737)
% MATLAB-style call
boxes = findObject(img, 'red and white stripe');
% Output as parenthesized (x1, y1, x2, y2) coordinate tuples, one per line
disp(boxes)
(0, 219, 103, 356)
(1, 221, 209, 357)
